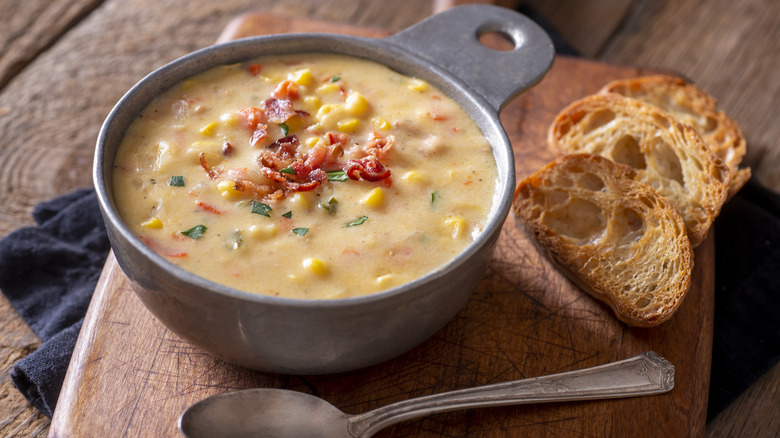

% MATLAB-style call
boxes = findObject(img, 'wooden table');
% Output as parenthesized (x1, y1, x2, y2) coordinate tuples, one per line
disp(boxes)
(1, 0, 777, 436)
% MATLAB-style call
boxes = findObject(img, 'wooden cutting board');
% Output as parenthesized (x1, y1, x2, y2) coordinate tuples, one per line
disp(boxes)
(50, 12, 714, 438)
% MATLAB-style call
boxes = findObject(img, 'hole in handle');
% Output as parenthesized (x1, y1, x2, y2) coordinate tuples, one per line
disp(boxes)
(478, 29, 516, 52)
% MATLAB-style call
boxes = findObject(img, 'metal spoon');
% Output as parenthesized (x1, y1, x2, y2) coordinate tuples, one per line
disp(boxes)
(179, 351, 674, 438)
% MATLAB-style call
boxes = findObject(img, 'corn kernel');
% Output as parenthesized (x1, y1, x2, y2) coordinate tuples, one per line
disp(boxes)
(303, 96, 322, 111)
(371, 117, 391, 130)
(408, 78, 429, 92)
(345, 92, 369, 115)
(302, 258, 330, 275)
(317, 83, 341, 94)
(141, 218, 163, 229)
(401, 170, 426, 184)
(305, 136, 320, 147)
(181, 79, 198, 91)
(361, 187, 384, 207)
(217, 180, 243, 199)
(292, 68, 313, 86)
(290, 192, 310, 209)
(284, 115, 305, 134)
(220, 112, 238, 127)
(200, 122, 218, 136)
(316, 104, 346, 130)
(443, 217, 467, 238)
(337, 118, 360, 133)
(248, 223, 278, 239)
(316, 104, 339, 118)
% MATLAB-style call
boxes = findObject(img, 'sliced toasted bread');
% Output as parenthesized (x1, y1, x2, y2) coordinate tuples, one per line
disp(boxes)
(600, 75, 750, 197)
(548, 93, 730, 247)
(513, 153, 693, 327)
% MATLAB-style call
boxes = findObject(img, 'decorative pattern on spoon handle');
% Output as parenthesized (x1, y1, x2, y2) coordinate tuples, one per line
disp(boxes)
(348, 351, 674, 437)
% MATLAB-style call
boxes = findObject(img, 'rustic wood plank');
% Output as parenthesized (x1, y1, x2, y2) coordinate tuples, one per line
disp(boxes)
(706, 361, 780, 437)
(597, 0, 780, 193)
(0, 0, 105, 91)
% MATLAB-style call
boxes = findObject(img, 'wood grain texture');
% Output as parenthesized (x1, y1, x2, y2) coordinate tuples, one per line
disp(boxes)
(0, 0, 104, 91)
(48, 14, 714, 434)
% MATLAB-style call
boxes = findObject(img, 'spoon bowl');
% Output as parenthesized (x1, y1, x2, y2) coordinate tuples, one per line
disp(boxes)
(179, 351, 674, 438)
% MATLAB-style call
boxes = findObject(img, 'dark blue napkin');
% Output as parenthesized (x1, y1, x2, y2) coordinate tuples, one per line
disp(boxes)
(0, 188, 110, 417)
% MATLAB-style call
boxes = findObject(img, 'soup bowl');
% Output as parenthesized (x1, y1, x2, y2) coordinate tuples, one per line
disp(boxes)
(93, 4, 554, 374)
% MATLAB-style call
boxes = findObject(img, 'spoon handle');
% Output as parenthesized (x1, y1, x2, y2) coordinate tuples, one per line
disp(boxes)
(347, 351, 673, 437)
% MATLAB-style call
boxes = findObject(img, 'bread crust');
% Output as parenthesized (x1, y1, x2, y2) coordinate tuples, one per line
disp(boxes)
(600, 75, 750, 197)
(513, 154, 693, 327)
(548, 93, 730, 247)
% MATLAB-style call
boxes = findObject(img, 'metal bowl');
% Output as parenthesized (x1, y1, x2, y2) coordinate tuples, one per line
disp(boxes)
(93, 5, 553, 374)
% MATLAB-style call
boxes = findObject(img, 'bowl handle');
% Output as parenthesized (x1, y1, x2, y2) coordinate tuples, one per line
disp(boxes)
(385, 4, 554, 113)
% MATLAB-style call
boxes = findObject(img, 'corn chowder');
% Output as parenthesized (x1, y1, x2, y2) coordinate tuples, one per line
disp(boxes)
(113, 54, 498, 299)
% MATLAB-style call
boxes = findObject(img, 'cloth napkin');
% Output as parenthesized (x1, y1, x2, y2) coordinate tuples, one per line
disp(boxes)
(0, 188, 110, 417)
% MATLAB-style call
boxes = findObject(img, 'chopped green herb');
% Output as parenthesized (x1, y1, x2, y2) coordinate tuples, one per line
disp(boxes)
(292, 227, 309, 236)
(170, 176, 185, 187)
(320, 197, 338, 214)
(330, 75, 341, 82)
(279, 122, 289, 136)
(345, 216, 369, 227)
(251, 201, 272, 217)
(181, 224, 207, 239)
(431, 192, 437, 204)
(326, 170, 348, 181)
(282, 211, 292, 218)
(280, 167, 296, 175)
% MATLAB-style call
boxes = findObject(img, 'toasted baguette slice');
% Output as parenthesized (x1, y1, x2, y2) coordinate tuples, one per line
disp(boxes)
(548, 93, 730, 247)
(600, 75, 750, 197)
(513, 154, 693, 327)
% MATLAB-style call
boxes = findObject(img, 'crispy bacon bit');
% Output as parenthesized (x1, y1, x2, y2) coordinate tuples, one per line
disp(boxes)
(222, 141, 234, 156)
(197, 201, 222, 215)
(322, 144, 344, 171)
(304, 143, 327, 169)
(326, 132, 348, 147)
(261, 135, 299, 167)
(272, 80, 299, 100)
(233, 179, 276, 199)
(345, 156, 392, 182)
(365, 133, 395, 160)
(264, 98, 296, 123)
(261, 167, 289, 183)
(199, 153, 220, 180)
(247, 64, 263, 76)
(238, 107, 265, 130)
(249, 124, 268, 147)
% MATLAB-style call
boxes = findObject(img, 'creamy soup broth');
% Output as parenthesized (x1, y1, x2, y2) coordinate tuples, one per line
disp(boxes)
(113, 53, 498, 299)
